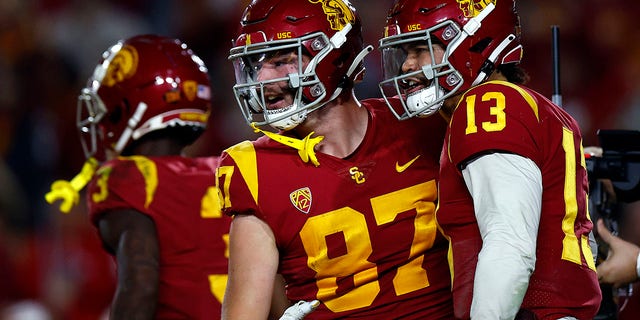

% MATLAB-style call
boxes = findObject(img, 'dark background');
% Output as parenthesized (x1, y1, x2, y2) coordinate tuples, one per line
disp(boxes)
(1, 0, 639, 319)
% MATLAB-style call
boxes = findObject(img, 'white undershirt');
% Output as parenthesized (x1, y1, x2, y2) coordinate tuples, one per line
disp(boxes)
(637, 253, 640, 279)
(462, 153, 542, 319)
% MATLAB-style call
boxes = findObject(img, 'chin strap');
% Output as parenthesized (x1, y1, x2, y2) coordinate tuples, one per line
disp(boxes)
(251, 123, 324, 167)
(45, 157, 99, 213)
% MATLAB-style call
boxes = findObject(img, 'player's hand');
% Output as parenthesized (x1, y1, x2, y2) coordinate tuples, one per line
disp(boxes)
(596, 219, 640, 287)
(278, 300, 320, 320)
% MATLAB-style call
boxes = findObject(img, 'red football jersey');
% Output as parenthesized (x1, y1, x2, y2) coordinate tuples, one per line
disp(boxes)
(436, 81, 602, 319)
(218, 99, 453, 319)
(87, 155, 230, 319)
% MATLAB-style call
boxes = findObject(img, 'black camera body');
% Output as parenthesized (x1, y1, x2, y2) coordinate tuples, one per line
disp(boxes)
(586, 130, 640, 207)
(586, 129, 640, 234)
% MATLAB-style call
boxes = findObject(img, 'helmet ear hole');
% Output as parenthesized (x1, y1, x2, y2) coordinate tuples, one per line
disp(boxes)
(335, 52, 350, 67)
(469, 37, 492, 53)
(108, 103, 125, 125)
(337, 74, 353, 89)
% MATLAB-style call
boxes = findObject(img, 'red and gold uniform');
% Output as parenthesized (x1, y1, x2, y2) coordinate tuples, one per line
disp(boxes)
(87, 156, 230, 319)
(218, 99, 452, 319)
(437, 81, 602, 319)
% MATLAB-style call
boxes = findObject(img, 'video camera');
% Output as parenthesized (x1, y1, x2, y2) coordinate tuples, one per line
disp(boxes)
(587, 130, 640, 320)
(586, 129, 640, 220)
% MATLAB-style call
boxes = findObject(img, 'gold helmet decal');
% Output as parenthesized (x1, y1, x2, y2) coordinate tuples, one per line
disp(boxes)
(456, 0, 495, 18)
(183, 80, 197, 101)
(308, 0, 355, 31)
(102, 44, 139, 87)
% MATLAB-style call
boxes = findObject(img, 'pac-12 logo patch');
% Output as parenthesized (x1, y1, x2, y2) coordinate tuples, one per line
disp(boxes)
(290, 187, 312, 214)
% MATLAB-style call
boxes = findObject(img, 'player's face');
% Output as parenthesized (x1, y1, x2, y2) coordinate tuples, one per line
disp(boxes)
(254, 51, 311, 111)
(400, 42, 446, 87)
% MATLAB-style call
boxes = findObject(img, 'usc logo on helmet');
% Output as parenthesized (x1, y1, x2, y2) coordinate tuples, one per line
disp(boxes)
(309, 0, 355, 31)
(103, 44, 139, 87)
(276, 31, 292, 39)
(456, 0, 495, 18)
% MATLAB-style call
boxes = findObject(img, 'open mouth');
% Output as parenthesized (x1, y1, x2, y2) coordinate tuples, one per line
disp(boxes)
(400, 77, 428, 94)
(264, 94, 286, 110)
(258, 85, 293, 111)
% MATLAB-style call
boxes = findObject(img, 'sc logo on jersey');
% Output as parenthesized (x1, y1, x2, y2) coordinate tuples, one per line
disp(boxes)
(349, 167, 365, 184)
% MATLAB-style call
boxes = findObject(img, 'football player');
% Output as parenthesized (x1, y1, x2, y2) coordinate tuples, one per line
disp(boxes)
(378, 0, 602, 318)
(45, 34, 231, 319)
(219, 0, 453, 318)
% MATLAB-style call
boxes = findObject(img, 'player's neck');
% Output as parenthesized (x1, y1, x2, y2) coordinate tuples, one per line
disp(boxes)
(295, 92, 368, 159)
(130, 138, 186, 157)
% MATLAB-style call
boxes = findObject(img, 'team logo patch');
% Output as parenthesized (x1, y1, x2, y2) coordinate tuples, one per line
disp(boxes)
(290, 187, 312, 214)
(309, 0, 355, 31)
(102, 44, 138, 87)
(456, 0, 495, 18)
(164, 90, 181, 103)
(183, 80, 197, 101)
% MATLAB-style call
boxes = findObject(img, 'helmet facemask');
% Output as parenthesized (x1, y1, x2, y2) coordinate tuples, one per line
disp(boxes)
(379, 20, 465, 120)
(77, 88, 107, 161)
(379, 1, 521, 120)
(230, 32, 335, 131)
(77, 86, 149, 162)
(230, 19, 366, 131)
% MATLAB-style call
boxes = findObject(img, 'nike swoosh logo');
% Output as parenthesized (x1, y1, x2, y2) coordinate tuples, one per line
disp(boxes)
(396, 155, 421, 173)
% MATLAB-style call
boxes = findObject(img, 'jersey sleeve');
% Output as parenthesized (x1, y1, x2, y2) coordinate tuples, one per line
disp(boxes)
(447, 81, 542, 169)
(216, 141, 263, 220)
(86, 156, 157, 225)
